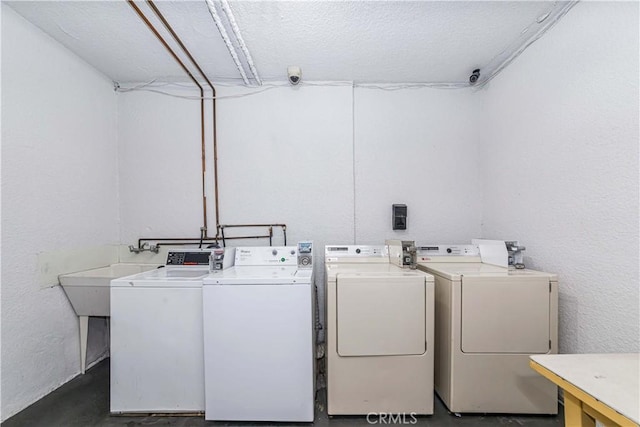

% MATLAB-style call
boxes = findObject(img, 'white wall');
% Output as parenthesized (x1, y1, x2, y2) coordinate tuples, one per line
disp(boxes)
(214, 86, 355, 248)
(117, 84, 481, 339)
(118, 90, 204, 240)
(354, 87, 481, 244)
(1, 5, 119, 421)
(118, 85, 481, 246)
(480, 1, 639, 353)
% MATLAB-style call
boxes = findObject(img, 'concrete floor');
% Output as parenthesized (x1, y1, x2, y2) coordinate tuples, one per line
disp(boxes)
(2, 359, 563, 427)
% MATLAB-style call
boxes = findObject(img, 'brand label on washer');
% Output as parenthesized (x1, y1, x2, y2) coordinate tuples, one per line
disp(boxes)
(234, 247, 298, 266)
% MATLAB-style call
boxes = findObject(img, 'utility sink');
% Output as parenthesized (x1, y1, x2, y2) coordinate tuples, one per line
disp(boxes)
(59, 263, 160, 373)
(60, 263, 160, 316)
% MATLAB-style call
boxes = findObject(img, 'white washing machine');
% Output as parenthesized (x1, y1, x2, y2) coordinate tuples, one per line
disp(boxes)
(325, 245, 435, 415)
(110, 247, 234, 414)
(415, 244, 558, 414)
(202, 242, 315, 422)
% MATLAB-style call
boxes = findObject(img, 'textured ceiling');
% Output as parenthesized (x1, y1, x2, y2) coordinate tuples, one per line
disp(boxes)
(6, 0, 568, 85)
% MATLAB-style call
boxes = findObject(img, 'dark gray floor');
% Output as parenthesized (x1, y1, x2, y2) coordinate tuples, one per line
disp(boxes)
(2, 359, 563, 427)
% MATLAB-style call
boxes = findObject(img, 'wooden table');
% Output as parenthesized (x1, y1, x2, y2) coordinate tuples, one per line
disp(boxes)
(530, 354, 639, 427)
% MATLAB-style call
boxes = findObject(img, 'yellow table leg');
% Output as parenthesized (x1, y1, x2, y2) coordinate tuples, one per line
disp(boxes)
(530, 360, 639, 427)
(564, 392, 595, 427)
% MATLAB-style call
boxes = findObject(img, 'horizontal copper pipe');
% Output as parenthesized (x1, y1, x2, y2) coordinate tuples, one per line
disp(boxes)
(219, 224, 287, 228)
(219, 235, 272, 240)
(138, 237, 218, 248)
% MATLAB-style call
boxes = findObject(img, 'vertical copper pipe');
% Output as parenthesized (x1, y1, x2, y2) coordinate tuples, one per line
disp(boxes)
(127, 0, 208, 233)
(128, 1, 287, 249)
(212, 97, 220, 238)
(146, 0, 220, 239)
(201, 98, 207, 235)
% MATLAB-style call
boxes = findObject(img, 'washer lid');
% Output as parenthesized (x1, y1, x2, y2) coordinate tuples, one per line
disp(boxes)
(110, 267, 210, 287)
(203, 266, 312, 285)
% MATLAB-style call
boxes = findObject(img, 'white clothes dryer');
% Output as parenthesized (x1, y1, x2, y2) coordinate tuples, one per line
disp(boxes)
(415, 244, 558, 414)
(325, 245, 435, 415)
(202, 243, 315, 422)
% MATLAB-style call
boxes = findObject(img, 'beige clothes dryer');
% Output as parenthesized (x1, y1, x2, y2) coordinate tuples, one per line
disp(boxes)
(415, 245, 559, 414)
(325, 245, 435, 415)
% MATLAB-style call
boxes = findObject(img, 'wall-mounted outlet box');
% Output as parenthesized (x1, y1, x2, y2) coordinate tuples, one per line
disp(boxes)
(392, 204, 407, 230)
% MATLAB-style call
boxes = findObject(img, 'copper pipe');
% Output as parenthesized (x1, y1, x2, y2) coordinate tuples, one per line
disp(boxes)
(129, 1, 282, 247)
(201, 99, 207, 234)
(138, 235, 272, 248)
(219, 224, 287, 228)
(126, 1, 198, 85)
(138, 237, 218, 248)
(146, 1, 213, 88)
(146, 0, 220, 238)
(212, 99, 220, 238)
(127, 0, 208, 233)
(219, 235, 271, 240)
(218, 224, 287, 247)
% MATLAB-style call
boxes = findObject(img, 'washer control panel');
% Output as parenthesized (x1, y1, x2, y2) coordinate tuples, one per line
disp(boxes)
(235, 246, 298, 266)
(166, 250, 212, 266)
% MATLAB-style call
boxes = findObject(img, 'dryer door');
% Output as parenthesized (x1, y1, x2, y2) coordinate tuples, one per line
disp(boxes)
(460, 275, 550, 354)
(336, 273, 426, 356)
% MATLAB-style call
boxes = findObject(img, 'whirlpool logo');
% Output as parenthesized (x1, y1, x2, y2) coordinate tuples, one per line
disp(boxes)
(366, 412, 418, 424)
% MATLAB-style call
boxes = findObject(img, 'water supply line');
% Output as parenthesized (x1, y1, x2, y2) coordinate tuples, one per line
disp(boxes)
(126, 0, 209, 234)
(126, 1, 287, 251)
(145, 0, 221, 238)
(136, 224, 287, 249)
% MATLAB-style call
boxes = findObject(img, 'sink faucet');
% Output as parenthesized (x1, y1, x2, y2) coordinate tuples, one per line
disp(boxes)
(129, 242, 160, 254)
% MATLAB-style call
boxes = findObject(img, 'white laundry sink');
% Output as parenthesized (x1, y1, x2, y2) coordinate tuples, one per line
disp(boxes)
(59, 263, 161, 374)
(60, 263, 161, 316)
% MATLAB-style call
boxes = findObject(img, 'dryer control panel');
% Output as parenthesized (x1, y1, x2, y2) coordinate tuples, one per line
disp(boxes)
(416, 244, 480, 263)
(416, 245, 479, 256)
(325, 245, 389, 263)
